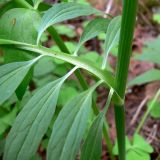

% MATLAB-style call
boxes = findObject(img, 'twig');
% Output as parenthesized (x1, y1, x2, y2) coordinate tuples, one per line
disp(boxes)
(130, 96, 149, 126)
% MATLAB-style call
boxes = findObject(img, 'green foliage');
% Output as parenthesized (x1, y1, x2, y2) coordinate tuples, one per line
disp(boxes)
(153, 13, 160, 23)
(129, 37, 160, 87)
(0, 107, 17, 136)
(47, 90, 93, 160)
(80, 51, 113, 71)
(54, 24, 76, 38)
(0, 57, 40, 105)
(102, 16, 121, 69)
(32, 0, 43, 9)
(81, 112, 104, 160)
(128, 69, 160, 86)
(0, 8, 40, 44)
(4, 68, 77, 160)
(147, 99, 160, 118)
(37, 2, 102, 43)
(136, 89, 160, 133)
(4, 80, 61, 160)
(58, 84, 79, 106)
(0, 1, 142, 160)
(113, 134, 153, 160)
(134, 37, 160, 65)
(74, 18, 110, 55)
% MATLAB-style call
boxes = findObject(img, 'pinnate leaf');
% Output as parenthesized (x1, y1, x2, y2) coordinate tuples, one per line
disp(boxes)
(47, 91, 93, 160)
(38, 2, 102, 43)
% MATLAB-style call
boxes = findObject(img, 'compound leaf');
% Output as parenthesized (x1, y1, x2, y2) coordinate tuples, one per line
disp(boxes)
(47, 91, 93, 160)
(38, 2, 102, 43)
(81, 112, 104, 160)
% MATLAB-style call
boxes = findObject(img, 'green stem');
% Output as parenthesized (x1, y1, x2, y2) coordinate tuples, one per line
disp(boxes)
(14, 0, 33, 9)
(114, 1, 138, 160)
(136, 89, 160, 133)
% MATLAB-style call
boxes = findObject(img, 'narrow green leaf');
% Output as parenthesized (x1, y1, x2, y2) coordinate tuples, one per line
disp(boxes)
(81, 112, 104, 160)
(128, 69, 160, 86)
(4, 80, 61, 160)
(102, 16, 121, 69)
(0, 57, 40, 105)
(47, 91, 93, 160)
(4, 67, 77, 160)
(37, 2, 102, 43)
(74, 18, 110, 55)
(81, 88, 113, 160)
(0, 8, 40, 44)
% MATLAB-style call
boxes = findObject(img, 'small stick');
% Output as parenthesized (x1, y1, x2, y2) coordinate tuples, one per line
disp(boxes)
(130, 96, 149, 126)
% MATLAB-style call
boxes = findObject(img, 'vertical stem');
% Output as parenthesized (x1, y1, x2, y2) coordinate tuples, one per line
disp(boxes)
(114, 1, 138, 160)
